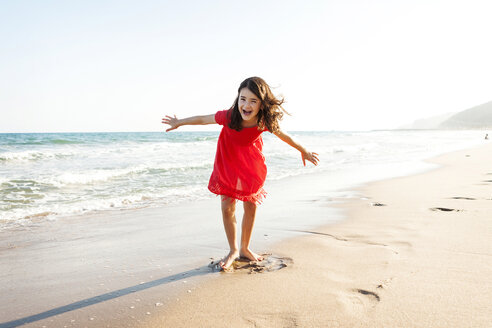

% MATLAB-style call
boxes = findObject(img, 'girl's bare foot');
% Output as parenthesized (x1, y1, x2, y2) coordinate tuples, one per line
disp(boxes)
(219, 250, 239, 270)
(240, 248, 264, 262)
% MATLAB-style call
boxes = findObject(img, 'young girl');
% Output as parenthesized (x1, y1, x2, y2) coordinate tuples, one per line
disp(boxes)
(162, 77, 319, 270)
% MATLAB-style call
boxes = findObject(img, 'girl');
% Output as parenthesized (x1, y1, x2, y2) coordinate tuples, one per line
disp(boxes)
(162, 77, 319, 270)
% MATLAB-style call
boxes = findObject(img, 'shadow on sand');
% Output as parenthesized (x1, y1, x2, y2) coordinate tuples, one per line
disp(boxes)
(0, 265, 216, 328)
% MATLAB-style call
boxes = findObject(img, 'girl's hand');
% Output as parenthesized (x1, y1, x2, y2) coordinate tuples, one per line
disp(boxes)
(162, 115, 180, 132)
(302, 151, 319, 166)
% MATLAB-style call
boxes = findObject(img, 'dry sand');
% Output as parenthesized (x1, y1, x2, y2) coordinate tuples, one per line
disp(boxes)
(2, 143, 491, 328)
(142, 144, 492, 328)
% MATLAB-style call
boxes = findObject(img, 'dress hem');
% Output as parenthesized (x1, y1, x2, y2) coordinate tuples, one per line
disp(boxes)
(208, 181, 267, 205)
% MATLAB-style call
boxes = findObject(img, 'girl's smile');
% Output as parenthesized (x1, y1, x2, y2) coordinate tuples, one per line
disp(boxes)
(238, 87, 261, 126)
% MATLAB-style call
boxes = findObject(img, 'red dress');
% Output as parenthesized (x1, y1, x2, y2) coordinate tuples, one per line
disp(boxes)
(208, 110, 268, 204)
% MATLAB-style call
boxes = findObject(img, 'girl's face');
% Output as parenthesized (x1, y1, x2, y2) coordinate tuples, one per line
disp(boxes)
(238, 87, 261, 126)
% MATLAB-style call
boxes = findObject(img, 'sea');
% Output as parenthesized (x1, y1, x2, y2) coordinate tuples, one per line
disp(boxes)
(0, 130, 486, 230)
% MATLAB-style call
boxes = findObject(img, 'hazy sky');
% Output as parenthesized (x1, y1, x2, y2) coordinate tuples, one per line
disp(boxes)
(1, 0, 491, 133)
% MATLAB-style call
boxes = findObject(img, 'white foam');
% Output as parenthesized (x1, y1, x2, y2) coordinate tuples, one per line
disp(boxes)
(50, 166, 146, 186)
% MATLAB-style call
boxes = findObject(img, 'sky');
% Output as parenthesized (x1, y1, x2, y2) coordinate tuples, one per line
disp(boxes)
(1, 0, 491, 133)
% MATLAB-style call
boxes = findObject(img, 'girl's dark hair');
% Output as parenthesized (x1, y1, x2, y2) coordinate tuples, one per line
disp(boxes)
(228, 77, 287, 133)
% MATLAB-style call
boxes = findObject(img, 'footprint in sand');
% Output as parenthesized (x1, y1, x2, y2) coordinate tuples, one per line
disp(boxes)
(243, 312, 298, 327)
(209, 254, 293, 274)
(430, 207, 461, 212)
(356, 289, 380, 302)
(338, 288, 381, 313)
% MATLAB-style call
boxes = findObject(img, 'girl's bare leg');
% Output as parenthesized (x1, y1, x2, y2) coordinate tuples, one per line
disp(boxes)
(240, 201, 264, 262)
(219, 197, 239, 269)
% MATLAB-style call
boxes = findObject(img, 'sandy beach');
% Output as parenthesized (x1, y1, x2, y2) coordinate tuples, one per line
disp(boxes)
(141, 143, 492, 328)
(2, 142, 492, 327)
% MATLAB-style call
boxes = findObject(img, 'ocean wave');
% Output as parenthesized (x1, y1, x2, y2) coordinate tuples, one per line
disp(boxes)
(163, 132, 219, 143)
(0, 136, 217, 164)
(49, 139, 84, 145)
(31, 162, 213, 187)
(0, 185, 211, 229)
(45, 167, 148, 186)
(0, 135, 88, 146)
(0, 150, 78, 162)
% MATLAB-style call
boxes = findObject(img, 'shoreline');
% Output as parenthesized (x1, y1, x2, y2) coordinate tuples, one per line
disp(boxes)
(1, 142, 491, 327)
(1, 129, 484, 229)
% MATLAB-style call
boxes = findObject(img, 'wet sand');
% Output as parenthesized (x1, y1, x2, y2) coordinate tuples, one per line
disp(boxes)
(2, 143, 492, 327)
(0, 167, 340, 327)
(141, 143, 492, 327)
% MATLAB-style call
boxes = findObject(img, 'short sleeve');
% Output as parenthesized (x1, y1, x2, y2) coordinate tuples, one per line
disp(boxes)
(215, 110, 229, 126)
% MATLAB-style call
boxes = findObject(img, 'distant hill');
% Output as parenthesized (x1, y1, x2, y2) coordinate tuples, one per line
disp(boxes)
(399, 112, 456, 130)
(439, 101, 492, 129)
(398, 100, 492, 130)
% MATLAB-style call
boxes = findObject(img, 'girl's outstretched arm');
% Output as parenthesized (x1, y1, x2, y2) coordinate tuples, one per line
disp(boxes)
(162, 114, 216, 132)
(273, 130, 319, 166)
